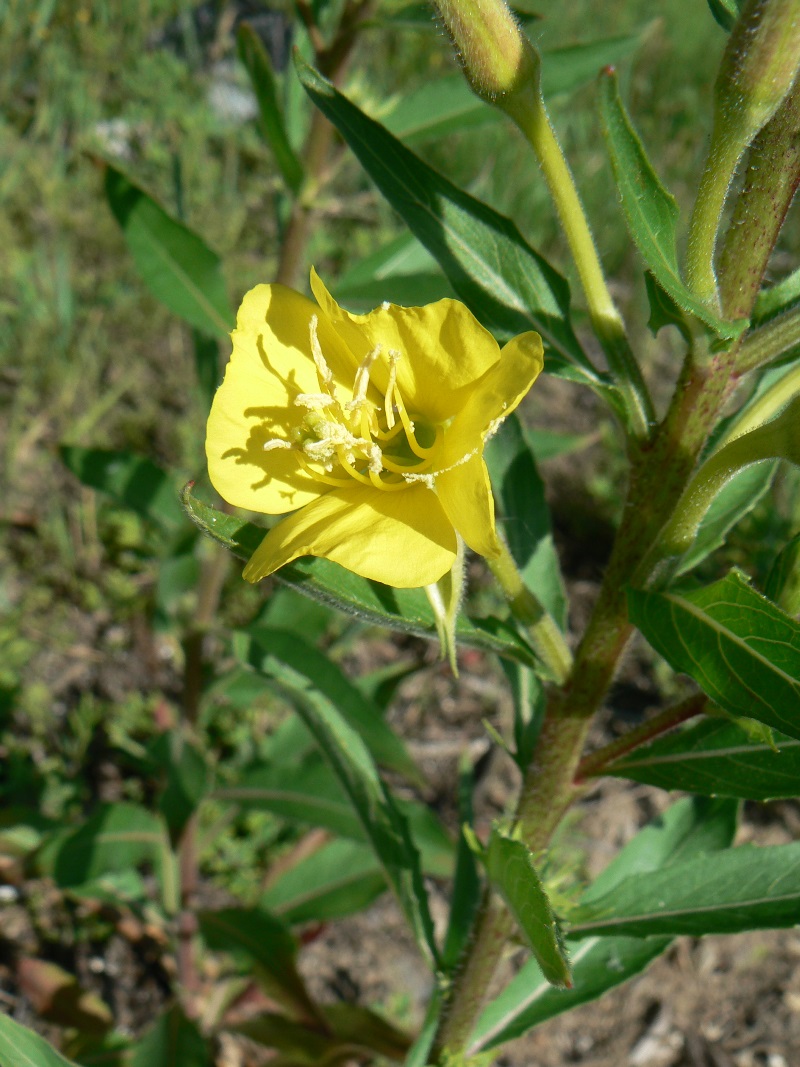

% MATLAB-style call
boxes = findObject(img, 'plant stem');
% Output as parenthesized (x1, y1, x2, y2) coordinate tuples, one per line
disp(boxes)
(684, 131, 742, 309)
(736, 303, 800, 374)
(509, 97, 654, 439)
(575, 692, 708, 781)
(489, 539, 572, 684)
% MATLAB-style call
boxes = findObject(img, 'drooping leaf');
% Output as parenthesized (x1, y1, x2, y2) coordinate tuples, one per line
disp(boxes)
(599, 71, 744, 341)
(104, 165, 234, 337)
(0, 1014, 80, 1067)
(295, 57, 619, 411)
(129, 1006, 211, 1067)
(237, 24, 304, 194)
(674, 462, 777, 575)
(60, 447, 186, 534)
(198, 907, 319, 1023)
(569, 841, 800, 938)
(262, 838, 386, 924)
(241, 646, 439, 966)
(485, 829, 572, 988)
(470, 797, 736, 1053)
(236, 626, 422, 783)
(485, 414, 567, 626)
(629, 570, 800, 740)
(182, 488, 539, 666)
(602, 717, 800, 800)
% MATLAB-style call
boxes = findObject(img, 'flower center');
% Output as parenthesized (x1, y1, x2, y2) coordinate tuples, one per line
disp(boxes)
(263, 315, 442, 492)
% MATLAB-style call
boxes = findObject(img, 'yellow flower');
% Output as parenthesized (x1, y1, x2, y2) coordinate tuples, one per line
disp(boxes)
(206, 270, 543, 588)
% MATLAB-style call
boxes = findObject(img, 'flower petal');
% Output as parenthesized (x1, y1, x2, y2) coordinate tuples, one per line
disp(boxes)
(242, 484, 458, 587)
(436, 453, 500, 559)
(437, 330, 544, 470)
(310, 269, 503, 423)
(206, 284, 357, 514)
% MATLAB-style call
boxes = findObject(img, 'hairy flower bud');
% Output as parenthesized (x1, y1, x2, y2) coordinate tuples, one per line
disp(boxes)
(715, 0, 800, 148)
(433, 0, 541, 118)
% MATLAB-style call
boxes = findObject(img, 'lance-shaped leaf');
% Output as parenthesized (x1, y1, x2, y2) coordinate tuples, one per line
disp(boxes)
(602, 718, 800, 800)
(262, 838, 386, 924)
(60, 447, 186, 534)
(105, 164, 234, 337)
(236, 626, 421, 784)
(295, 57, 620, 411)
(470, 797, 737, 1053)
(440, 760, 482, 974)
(569, 841, 800, 938)
(182, 488, 538, 666)
(241, 642, 439, 966)
(485, 829, 571, 988)
(130, 1006, 211, 1067)
(237, 24, 304, 194)
(0, 1015, 80, 1067)
(198, 907, 319, 1024)
(599, 71, 744, 341)
(629, 571, 800, 740)
(755, 264, 800, 323)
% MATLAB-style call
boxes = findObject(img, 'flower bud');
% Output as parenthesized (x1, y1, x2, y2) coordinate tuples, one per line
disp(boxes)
(715, 0, 800, 148)
(433, 0, 541, 118)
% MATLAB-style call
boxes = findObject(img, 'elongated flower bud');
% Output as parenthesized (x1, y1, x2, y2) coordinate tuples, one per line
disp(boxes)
(715, 0, 800, 150)
(433, 0, 541, 118)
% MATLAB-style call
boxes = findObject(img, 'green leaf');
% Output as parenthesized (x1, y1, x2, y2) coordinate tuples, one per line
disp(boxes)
(629, 570, 800, 740)
(484, 830, 571, 988)
(570, 841, 800, 938)
(440, 760, 481, 973)
(241, 644, 439, 966)
(261, 838, 386, 924)
(336, 272, 454, 312)
(198, 907, 319, 1022)
(16, 958, 112, 1035)
(674, 462, 777, 575)
(36, 803, 177, 913)
(470, 797, 735, 1053)
(60, 447, 186, 533)
(707, 0, 743, 32)
(755, 265, 800, 323)
(295, 57, 618, 408)
(0, 1015, 80, 1067)
(383, 37, 640, 144)
(485, 414, 567, 627)
(599, 71, 744, 341)
(105, 164, 234, 337)
(192, 329, 220, 413)
(181, 488, 538, 666)
(766, 532, 800, 614)
(237, 24, 304, 194)
(129, 1006, 211, 1067)
(602, 718, 800, 800)
(149, 732, 210, 842)
(237, 626, 422, 784)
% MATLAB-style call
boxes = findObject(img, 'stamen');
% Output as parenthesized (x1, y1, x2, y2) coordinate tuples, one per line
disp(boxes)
(347, 345, 380, 411)
(296, 453, 353, 488)
(295, 393, 335, 410)
(393, 389, 437, 459)
(263, 439, 294, 451)
(384, 350, 400, 430)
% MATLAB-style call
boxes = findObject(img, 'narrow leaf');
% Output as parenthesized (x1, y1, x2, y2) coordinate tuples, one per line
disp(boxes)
(603, 718, 800, 800)
(485, 829, 572, 988)
(295, 56, 619, 408)
(261, 838, 386, 924)
(755, 265, 800, 323)
(0, 1015, 80, 1067)
(238, 24, 304, 194)
(60, 447, 185, 533)
(440, 760, 482, 973)
(237, 626, 422, 784)
(470, 797, 736, 1053)
(599, 71, 744, 341)
(629, 570, 800, 740)
(242, 649, 439, 965)
(130, 1006, 211, 1067)
(570, 841, 800, 938)
(182, 488, 538, 666)
(105, 164, 234, 337)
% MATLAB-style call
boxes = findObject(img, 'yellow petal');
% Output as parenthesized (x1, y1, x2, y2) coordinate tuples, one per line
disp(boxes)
(206, 284, 356, 514)
(242, 484, 458, 587)
(310, 269, 504, 423)
(436, 453, 500, 559)
(437, 330, 544, 470)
